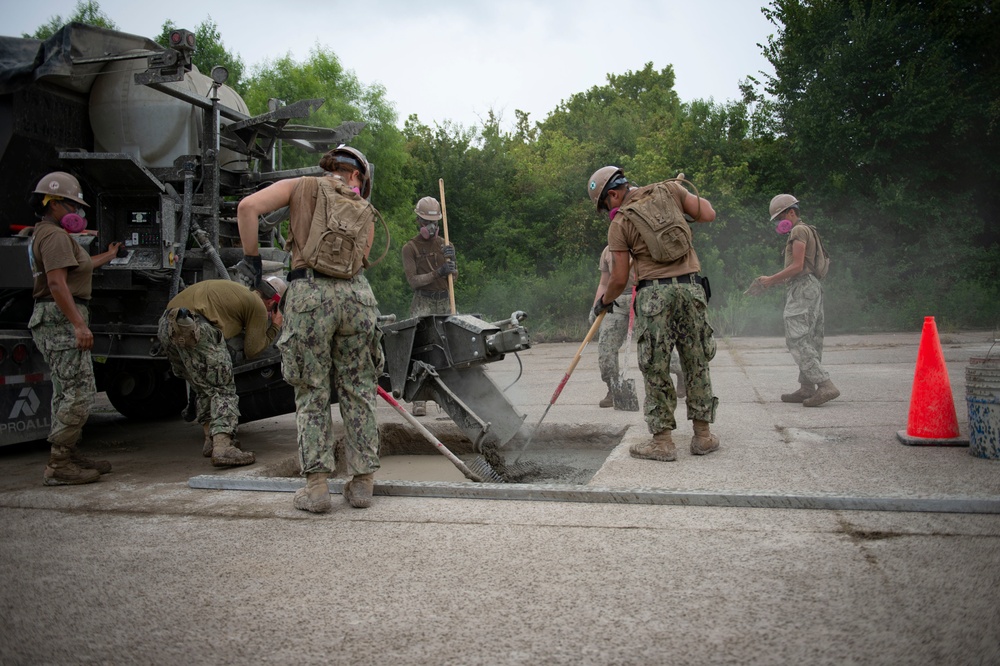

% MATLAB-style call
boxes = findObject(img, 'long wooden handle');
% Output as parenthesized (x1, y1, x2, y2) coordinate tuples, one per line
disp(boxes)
(438, 178, 456, 315)
(549, 310, 606, 403)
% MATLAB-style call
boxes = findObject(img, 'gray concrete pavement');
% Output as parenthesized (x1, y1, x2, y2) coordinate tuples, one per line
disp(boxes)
(1, 331, 998, 664)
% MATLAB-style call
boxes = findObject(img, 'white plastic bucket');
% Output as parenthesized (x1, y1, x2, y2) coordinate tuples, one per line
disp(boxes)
(966, 356, 1000, 459)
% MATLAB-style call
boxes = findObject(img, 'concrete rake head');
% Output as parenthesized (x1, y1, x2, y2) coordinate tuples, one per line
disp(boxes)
(466, 455, 541, 483)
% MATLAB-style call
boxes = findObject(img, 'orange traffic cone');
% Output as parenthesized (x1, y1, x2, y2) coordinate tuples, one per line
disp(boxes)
(897, 316, 968, 446)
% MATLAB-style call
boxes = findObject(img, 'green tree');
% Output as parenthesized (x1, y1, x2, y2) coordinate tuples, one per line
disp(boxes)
(759, 0, 1000, 329)
(24, 0, 117, 39)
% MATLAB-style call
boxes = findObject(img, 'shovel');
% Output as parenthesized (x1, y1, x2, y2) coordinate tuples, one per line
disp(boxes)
(512, 310, 608, 463)
(612, 285, 640, 411)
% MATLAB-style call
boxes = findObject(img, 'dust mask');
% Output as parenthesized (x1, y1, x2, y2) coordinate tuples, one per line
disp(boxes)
(608, 207, 620, 221)
(60, 213, 86, 233)
(420, 223, 437, 240)
(775, 219, 794, 235)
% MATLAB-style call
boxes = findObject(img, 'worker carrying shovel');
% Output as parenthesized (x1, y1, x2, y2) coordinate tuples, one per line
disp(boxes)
(590, 245, 685, 409)
(402, 195, 457, 416)
(588, 166, 720, 462)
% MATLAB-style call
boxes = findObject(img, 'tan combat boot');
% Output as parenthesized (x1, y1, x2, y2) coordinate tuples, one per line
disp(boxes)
(803, 380, 840, 407)
(780, 383, 816, 403)
(293, 472, 332, 513)
(599, 388, 614, 408)
(43, 445, 100, 486)
(343, 473, 375, 508)
(201, 423, 213, 457)
(629, 431, 677, 462)
(210, 433, 255, 467)
(690, 420, 720, 456)
(69, 451, 112, 475)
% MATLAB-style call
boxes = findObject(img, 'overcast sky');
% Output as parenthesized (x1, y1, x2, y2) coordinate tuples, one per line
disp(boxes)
(5, 0, 778, 130)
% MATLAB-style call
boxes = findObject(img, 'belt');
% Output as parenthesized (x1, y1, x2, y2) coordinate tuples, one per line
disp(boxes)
(37, 296, 89, 306)
(287, 267, 343, 282)
(417, 289, 449, 299)
(637, 274, 699, 289)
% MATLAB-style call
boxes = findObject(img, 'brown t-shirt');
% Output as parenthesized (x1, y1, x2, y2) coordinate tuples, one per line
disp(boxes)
(784, 221, 819, 276)
(30, 220, 94, 300)
(402, 234, 449, 292)
(607, 182, 701, 280)
(599, 245, 635, 290)
(167, 280, 279, 360)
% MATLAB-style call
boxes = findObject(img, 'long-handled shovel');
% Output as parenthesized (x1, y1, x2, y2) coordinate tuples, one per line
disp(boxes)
(377, 386, 486, 483)
(512, 310, 608, 463)
(612, 285, 640, 411)
(438, 178, 457, 315)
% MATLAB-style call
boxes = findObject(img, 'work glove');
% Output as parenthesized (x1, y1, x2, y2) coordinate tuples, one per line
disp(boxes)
(234, 254, 263, 289)
(593, 299, 615, 319)
(442, 244, 456, 260)
(588, 309, 596, 326)
(436, 260, 457, 277)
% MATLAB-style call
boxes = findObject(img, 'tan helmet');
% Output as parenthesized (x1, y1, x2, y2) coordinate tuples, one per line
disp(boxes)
(769, 194, 799, 221)
(33, 171, 89, 207)
(587, 166, 626, 210)
(260, 275, 287, 304)
(414, 196, 442, 222)
(328, 145, 372, 199)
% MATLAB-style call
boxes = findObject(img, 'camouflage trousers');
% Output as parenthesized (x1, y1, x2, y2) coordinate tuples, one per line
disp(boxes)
(783, 274, 829, 386)
(279, 273, 383, 476)
(29, 301, 95, 447)
(635, 283, 718, 433)
(157, 314, 239, 436)
(409, 291, 451, 317)
(598, 291, 683, 388)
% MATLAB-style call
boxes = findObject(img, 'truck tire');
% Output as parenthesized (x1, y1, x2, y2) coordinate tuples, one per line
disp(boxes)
(104, 361, 187, 420)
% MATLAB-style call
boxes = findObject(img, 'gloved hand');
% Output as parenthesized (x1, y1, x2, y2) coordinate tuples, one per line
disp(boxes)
(588, 308, 596, 326)
(436, 260, 457, 277)
(442, 244, 456, 260)
(593, 299, 614, 319)
(235, 254, 263, 289)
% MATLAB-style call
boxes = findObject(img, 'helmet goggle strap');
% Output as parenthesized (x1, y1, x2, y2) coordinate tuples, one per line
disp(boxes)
(599, 174, 628, 210)
(332, 154, 364, 174)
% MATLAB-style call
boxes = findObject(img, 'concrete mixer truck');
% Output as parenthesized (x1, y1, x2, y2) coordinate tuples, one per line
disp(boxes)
(0, 23, 532, 454)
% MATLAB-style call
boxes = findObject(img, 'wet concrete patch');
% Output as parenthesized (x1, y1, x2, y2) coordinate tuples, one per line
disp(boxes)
(255, 422, 627, 485)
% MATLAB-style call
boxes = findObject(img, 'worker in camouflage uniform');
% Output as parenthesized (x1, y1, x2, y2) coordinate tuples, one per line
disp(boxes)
(401, 195, 456, 416)
(158, 277, 285, 467)
(589, 167, 720, 462)
(27, 171, 121, 485)
(237, 145, 382, 513)
(590, 245, 685, 408)
(753, 194, 839, 407)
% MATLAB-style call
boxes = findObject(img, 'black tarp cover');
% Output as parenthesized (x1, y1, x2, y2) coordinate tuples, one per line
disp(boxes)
(0, 22, 161, 95)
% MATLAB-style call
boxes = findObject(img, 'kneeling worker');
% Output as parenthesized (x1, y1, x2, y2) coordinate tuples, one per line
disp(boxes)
(158, 277, 285, 466)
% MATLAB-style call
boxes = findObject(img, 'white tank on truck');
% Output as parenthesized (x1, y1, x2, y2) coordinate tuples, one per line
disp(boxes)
(89, 56, 250, 172)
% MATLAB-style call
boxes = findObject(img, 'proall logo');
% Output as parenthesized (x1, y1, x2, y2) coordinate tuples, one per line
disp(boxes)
(10, 387, 41, 418)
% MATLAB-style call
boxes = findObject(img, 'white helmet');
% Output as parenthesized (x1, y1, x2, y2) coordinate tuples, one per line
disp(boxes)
(769, 194, 800, 221)
(259, 275, 287, 304)
(414, 196, 442, 221)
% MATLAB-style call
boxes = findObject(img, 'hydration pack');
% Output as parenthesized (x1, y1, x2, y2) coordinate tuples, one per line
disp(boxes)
(618, 181, 692, 263)
(292, 177, 377, 279)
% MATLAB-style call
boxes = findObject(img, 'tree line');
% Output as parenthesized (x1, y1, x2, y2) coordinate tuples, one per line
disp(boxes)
(26, 0, 1000, 338)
